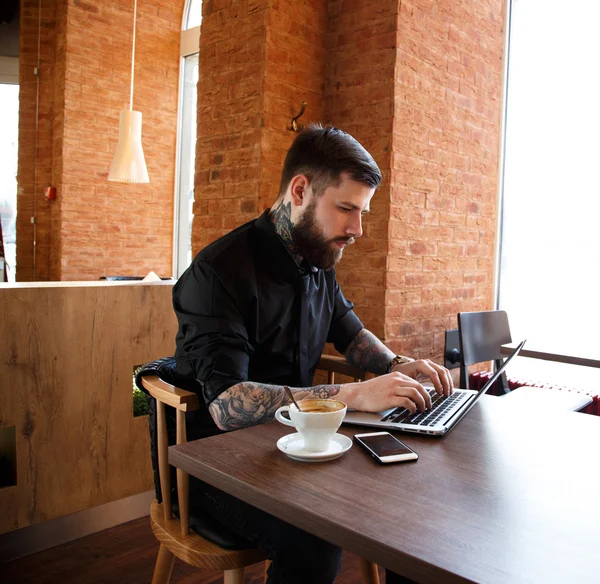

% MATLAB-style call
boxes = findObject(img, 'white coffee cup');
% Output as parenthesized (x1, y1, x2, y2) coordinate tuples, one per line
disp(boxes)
(275, 399, 347, 453)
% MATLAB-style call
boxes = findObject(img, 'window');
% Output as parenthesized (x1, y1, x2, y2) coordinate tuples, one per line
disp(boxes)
(0, 81, 19, 282)
(173, 1, 201, 277)
(184, 0, 202, 30)
(497, 0, 600, 390)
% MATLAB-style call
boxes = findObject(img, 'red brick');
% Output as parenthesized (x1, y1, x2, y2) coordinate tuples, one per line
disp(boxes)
(407, 241, 436, 256)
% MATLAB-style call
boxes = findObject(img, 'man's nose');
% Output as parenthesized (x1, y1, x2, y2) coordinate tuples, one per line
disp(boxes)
(346, 213, 363, 238)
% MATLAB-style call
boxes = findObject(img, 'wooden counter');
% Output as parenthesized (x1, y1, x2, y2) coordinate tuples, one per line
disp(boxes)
(0, 281, 177, 535)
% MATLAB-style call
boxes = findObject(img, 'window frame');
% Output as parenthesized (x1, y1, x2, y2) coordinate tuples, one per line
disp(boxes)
(172, 22, 200, 278)
(492, 0, 512, 309)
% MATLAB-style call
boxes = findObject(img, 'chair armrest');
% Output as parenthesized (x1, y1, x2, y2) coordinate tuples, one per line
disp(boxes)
(318, 355, 368, 381)
(141, 375, 200, 412)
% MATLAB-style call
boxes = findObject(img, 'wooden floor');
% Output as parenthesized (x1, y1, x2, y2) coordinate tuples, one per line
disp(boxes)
(3, 516, 386, 584)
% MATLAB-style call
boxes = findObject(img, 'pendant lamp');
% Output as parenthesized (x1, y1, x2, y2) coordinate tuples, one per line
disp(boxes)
(108, 0, 149, 183)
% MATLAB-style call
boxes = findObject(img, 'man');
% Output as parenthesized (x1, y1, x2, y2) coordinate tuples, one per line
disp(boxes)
(173, 124, 453, 583)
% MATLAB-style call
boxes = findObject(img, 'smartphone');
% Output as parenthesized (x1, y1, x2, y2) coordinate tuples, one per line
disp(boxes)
(354, 431, 419, 464)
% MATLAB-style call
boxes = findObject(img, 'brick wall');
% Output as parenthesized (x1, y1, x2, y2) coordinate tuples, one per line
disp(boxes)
(50, 0, 67, 280)
(325, 0, 398, 339)
(193, 0, 267, 251)
(17, 0, 59, 282)
(259, 0, 328, 212)
(17, 0, 182, 281)
(386, 0, 505, 359)
(193, 0, 327, 252)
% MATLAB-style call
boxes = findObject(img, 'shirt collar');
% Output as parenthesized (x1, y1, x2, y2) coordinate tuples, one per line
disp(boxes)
(254, 210, 317, 280)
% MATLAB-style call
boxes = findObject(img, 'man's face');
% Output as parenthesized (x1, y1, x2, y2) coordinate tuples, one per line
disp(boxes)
(291, 174, 375, 269)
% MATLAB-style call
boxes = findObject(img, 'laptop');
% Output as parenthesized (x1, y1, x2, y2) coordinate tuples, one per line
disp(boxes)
(343, 340, 526, 437)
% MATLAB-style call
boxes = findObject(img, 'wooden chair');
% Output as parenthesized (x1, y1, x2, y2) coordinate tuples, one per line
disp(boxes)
(142, 354, 380, 584)
(142, 375, 267, 584)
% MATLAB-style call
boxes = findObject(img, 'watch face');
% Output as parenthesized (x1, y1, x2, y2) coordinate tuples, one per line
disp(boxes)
(388, 355, 413, 373)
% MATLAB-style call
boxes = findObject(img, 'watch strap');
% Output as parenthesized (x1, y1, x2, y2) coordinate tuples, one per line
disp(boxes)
(386, 354, 415, 373)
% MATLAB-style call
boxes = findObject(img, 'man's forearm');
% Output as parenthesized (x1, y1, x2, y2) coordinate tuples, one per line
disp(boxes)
(208, 381, 342, 431)
(344, 328, 395, 375)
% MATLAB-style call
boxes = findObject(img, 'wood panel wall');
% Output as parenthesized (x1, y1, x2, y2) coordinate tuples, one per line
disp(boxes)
(0, 282, 177, 534)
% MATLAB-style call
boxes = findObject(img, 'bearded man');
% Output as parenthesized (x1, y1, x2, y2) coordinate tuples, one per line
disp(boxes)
(172, 124, 453, 584)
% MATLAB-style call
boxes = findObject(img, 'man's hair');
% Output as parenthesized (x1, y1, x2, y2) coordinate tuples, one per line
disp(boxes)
(278, 124, 382, 198)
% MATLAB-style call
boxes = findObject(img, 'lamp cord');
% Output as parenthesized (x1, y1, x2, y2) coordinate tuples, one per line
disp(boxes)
(129, 0, 137, 110)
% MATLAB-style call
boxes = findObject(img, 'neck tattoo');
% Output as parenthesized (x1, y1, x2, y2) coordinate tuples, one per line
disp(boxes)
(270, 202, 304, 266)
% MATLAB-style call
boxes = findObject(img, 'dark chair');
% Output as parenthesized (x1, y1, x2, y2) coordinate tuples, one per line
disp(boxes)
(137, 355, 381, 584)
(458, 310, 512, 393)
(457, 310, 592, 412)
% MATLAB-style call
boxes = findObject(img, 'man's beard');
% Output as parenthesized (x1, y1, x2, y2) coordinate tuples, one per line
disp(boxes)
(291, 199, 353, 270)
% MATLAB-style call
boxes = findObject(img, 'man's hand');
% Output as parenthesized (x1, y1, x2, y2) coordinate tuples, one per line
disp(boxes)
(338, 371, 434, 414)
(343, 329, 454, 408)
(392, 359, 454, 397)
(338, 359, 454, 414)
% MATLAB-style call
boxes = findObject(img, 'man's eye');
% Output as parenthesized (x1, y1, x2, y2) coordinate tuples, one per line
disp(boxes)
(339, 207, 352, 212)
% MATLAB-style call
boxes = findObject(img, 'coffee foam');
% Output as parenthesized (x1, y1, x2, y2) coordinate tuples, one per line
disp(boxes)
(298, 399, 345, 413)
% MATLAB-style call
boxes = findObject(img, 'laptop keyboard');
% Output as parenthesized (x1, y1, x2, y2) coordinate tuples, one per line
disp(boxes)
(380, 388, 468, 427)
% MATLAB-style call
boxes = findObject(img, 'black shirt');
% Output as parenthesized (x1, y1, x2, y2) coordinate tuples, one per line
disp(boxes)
(173, 210, 364, 437)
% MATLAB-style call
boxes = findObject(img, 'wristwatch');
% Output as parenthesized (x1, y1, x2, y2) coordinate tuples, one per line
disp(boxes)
(386, 354, 415, 374)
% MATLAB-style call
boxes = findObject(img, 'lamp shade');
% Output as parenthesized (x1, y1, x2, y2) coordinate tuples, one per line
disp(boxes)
(108, 110, 150, 183)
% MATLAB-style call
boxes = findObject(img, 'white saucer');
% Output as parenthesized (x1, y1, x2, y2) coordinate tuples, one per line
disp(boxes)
(276, 433, 352, 462)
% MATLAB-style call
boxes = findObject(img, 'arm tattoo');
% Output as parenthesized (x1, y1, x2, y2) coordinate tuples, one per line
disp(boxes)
(269, 202, 304, 265)
(208, 381, 341, 431)
(344, 328, 396, 375)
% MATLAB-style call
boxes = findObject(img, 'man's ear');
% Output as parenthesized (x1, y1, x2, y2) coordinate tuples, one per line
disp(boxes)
(289, 175, 310, 207)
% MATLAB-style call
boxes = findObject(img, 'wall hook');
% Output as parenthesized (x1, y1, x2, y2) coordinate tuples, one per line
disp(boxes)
(290, 101, 307, 132)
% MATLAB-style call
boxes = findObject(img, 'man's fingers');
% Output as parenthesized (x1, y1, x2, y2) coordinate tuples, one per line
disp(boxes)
(411, 360, 443, 395)
(393, 396, 419, 415)
(390, 380, 430, 412)
(395, 374, 431, 406)
(427, 361, 454, 396)
(440, 364, 454, 395)
(413, 360, 454, 397)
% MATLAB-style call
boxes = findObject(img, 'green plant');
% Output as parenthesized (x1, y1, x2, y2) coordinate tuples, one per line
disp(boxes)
(132, 365, 149, 417)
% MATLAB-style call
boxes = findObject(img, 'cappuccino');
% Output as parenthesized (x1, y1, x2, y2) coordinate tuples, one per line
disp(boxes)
(298, 399, 345, 413)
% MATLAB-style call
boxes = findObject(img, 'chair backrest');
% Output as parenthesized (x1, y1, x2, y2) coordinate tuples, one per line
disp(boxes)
(142, 375, 199, 537)
(443, 328, 461, 370)
(317, 354, 368, 383)
(457, 310, 512, 391)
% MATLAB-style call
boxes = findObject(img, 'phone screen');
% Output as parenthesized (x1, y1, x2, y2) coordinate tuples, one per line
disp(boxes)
(357, 433, 415, 457)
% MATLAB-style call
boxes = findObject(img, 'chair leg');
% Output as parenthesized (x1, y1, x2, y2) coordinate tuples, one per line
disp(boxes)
(359, 558, 381, 584)
(224, 568, 245, 584)
(263, 559, 272, 583)
(151, 544, 175, 584)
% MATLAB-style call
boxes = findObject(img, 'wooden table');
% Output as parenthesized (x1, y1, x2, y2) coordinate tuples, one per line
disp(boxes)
(169, 396, 600, 584)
